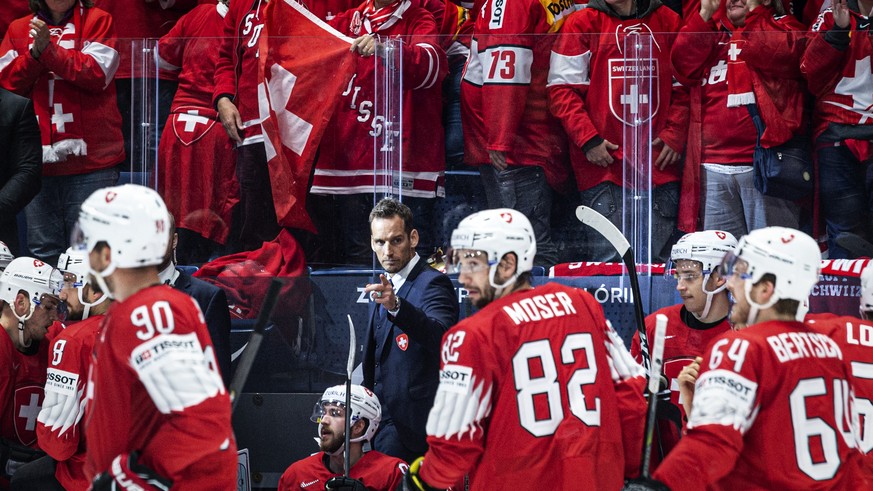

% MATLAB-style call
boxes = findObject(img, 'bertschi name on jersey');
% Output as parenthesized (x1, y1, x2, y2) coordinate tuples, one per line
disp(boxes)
(766, 332, 843, 364)
(502, 292, 577, 326)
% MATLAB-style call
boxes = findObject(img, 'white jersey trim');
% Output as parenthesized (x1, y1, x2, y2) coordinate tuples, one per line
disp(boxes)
(481, 46, 533, 85)
(81, 41, 120, 88)
(547, 50, 592, 87)
(687, 368, 759, 433)
(130, 332, 225, 414)
(38, 368, 85, 437)
(412, 43, 441, 90)
(426, 372, 492, 441)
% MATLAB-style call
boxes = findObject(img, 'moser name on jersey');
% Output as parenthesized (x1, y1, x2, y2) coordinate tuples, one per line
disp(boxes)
(45, 368, 79, 396)
(767, 332, 842, 363)
(502, 292, 577, 325)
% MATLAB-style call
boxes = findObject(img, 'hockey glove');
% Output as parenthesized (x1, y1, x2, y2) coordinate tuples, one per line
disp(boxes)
(91, 452, 172, 491)
(622, 478, 670, 491)
(398, 457, 445, 491)
(325, 476, 368, 491)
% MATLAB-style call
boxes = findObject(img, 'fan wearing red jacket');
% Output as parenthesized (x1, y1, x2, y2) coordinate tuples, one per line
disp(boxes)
(800, 0, 873, 259)
(214, 0, 279, 252)
(0, 0, 124, 266)
(548, 0, 688, 263)
(400, 208, 647, 491)
(635, 228, 867, 490)
(156, 0, 239, 263)
(629, 230, 736, 460)
(76, 184, 237, 490)
(305, 0, 447, 265)
(460, 0, 577, 268)
(672, 0, 806, 239)
(10, 249, 111, 490)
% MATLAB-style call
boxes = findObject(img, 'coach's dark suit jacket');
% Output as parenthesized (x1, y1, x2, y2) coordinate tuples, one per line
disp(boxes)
(173, 267, 233, 386)
(363, 258, 458, 458)
(0, 88, 41, 255)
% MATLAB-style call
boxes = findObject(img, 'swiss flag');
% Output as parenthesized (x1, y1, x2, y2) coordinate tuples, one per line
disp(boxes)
(258, 0, 357, 232)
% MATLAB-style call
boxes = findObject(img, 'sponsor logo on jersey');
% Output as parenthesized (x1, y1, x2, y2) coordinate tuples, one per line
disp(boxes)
(489, 0, 505, 29)
(396, 333, 409, 351)
(131, 332, 202, 371)
(440, 364, 474, 393)
(608, 57, 660, 127)
(692, 369, 758, 427)
(301, 479, 320, 488)
(45, 368, 79, 397)
(14, 385, 44, 446)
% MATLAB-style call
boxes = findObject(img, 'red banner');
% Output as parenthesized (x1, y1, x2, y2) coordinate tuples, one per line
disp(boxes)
(258, 0, 356, 232)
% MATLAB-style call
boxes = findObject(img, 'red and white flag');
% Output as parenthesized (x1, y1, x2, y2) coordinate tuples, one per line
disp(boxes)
(258, 0, 356, 232)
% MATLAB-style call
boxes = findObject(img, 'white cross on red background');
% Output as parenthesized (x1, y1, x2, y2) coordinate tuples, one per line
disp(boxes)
(51, 103, 74, 133)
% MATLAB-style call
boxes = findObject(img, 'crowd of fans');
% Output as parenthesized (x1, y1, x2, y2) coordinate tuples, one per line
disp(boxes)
(0, 0, 872, 270)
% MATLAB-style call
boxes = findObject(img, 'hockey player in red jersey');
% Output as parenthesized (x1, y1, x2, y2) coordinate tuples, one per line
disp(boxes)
(75, 184, 237, 490)
(642, 227, 866, 490)
(400, 208, 647, 490)
(11, 249, 111, 490)
(279, 385, 407, 491)
(630, 230, 736, 457)
(459, 0, 577, 267)
(0, 257, 63, 483)
(548, 0, 688, 262)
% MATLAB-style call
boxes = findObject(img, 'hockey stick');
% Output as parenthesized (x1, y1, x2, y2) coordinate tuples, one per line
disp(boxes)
(575, 205, 651, 372)
(344, 314, 356, 477)
(229, 278, 282, 413)
(641, 314, 667, 478)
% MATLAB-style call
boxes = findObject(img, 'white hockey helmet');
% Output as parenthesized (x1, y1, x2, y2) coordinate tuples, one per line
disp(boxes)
(74, 184, 171, 270)
(0, 241, 13, 272)
(57, 247, 108, 320)
(859, 262, 873, 319)
(311, 384, 382, 443)
(450, 208, 536, 288)
(721, 227, 820, 322)
(669, 230, 738, 274)
(668, 230, 737, 318)
(0, 256, 64, 331)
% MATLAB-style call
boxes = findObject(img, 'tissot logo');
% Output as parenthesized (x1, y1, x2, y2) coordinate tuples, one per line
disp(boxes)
(489, 0, 505, 29)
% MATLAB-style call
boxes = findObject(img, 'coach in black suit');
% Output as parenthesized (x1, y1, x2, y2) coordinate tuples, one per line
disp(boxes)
(0, 88, 41, 255)
(158, 214, 233, 386)
(362, 198, 459, 464)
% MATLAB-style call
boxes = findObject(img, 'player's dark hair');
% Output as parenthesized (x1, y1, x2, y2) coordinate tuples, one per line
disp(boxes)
(517, 271, 534, 286)
(759, 273, 800, 317)
(369, 198, 414, 235)
(30, 0, 94, 15)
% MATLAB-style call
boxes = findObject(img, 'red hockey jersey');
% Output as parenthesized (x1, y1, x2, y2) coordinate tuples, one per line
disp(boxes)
(278, 451, 407, 490)
(36, 315, 103, 490)
(808, 314, 873, 476)
(654, 321, 866, 490)
(213, 0, 268, 146)
(84, 286, 237, 489)
(801, 8, 873, 140)
(547, 0, 687, 192)
(418, 282, 647, 489)
(0, 330, 48, 448)
(630, 304, 731, 418)
(0, 7, 125, 177)
(460, 0, 574, 190)
(310, 1, 447, 198)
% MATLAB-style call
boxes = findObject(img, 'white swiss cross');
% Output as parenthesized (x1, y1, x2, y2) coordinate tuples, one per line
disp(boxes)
(264, 63, 313, 156)
(397, 336, 408, 350)
(620, 84, 649, 115)
(18, 393, 41, 431)
(728, 43, 742, 62)
(835, 56, 873, 122)
(51, 103, 74, 133)
(178, 110, 210, 132)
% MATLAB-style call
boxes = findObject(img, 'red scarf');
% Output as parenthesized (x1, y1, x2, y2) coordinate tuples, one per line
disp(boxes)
(349, 0, 411, 35)
(726, 38, 756, 107)
(36, 4, 88, 163)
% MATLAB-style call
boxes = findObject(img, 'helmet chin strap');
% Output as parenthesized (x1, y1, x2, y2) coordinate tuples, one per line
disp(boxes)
(488, 264, 518, 294)
(89, 261, 117, 300)
(78, 286, 108, 320)
(12, 301, 35, 349)
(743, 280, 778, 326)
(698, 273, 728, 319)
